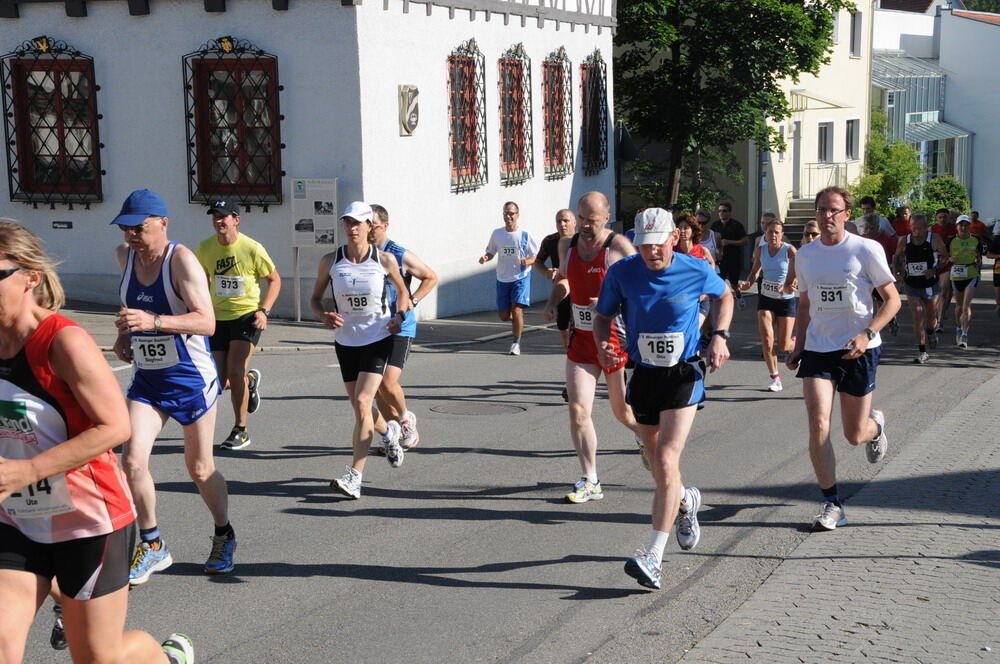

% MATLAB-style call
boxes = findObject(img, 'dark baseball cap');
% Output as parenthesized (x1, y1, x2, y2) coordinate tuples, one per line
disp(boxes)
(111, 189, 169, 227)
(207, 199, 240, 216)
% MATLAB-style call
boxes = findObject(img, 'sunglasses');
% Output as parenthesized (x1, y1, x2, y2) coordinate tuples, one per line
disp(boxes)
(0, 266, 20, 281)
(805, 232, 820, 237)
(118, 224, 147, 233)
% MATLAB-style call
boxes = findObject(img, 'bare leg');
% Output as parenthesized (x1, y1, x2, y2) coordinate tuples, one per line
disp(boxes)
(776, 315, 794, 353)
(802, 377, 838, 489)
(61, 586, 169, 663)
(121, 401, 168, 530)
(375, 365, 407, 421)
(511, 304, 525, 339)
(646, 405, 698, 533)
(566, 361, 601, 477)
(225, 340, 255, 428)
(908, 297, 927, 346)
(758, 310, 777, 375)
(840, 391, 877, 447)
(0, 569, 47, 664)
(344, 371, 385, 474)
(182, 402, 229, 527)
(604, 367, 638, 434)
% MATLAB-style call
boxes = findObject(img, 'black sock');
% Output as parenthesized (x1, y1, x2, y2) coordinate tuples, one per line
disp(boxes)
(821, 484, 840, 507)
(215, 523, 235, 539)
(918, 344, 926, 353)
(234, 425, 246, 432)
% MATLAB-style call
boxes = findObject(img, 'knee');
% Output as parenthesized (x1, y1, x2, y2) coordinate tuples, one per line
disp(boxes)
(226, 369, 247, 390)
(187, 460, 218, 485)
(121, 453, 148, 481)
(843, 423, 870, 447)
(352, 395, 374, 416)
(567, 402, 591, 427)
(651, 451, 680, 483)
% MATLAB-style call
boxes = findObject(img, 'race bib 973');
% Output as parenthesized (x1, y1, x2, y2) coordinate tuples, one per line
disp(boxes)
(214, 274, 245, 298)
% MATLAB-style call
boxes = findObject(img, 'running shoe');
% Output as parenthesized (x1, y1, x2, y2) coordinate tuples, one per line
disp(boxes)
(767, 376, 783, 392)
(331, 467, 362, 499)
(129, 541, 173, 586)
(635, 433, 651, 472)
(914, 352, 929, 364)
(399, 411, 420, 449)
(383, 420, 404, 468)
(247, 368, 262, 414)
(958, 334, 968, 349)
(955, 329, 963, 346)
(888, 317, 899, 336)
(811, 501, 847, 532)
(220, 427, 251, 450)
(203, 534, 236, 574)
(624, 548, 662, 590)
(867, 409, 888, 463)
(561, 387, 569, 402)
(50, 604, 67, 650)
(564, 478, 604, 504)
(161, 633, 195, 664)
(675, 486, 702, 551)
(509, 341, 521, 356)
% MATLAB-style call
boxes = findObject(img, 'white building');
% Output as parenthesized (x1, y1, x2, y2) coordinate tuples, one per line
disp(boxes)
(0, 0, 616, 319)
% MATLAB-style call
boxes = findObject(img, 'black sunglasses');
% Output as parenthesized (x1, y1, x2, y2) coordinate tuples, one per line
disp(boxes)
(0, 267, 20, 281)
(805, 232, 820, 237)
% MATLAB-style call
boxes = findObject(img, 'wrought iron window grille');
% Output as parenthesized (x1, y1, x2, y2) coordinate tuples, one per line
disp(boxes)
(447, 39, 487, 193)
(1, 35, 104, 208)
(498, 43, 533, 186)
(182, 36, 284, 211)
(542, 47, 573, 180)
(580, 50, 608, 176)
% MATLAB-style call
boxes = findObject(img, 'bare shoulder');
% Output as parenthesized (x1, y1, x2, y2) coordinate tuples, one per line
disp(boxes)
(114, 243, 129, 267)
(610, 233, 636, 256)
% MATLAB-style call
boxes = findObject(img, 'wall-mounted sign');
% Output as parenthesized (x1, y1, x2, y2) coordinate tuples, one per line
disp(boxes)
(52, 221, 72, 229)
(399, 85, 419, 136)
(290, 178, 338, 247)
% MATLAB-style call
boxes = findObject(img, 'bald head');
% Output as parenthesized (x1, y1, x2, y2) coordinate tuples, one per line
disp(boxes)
(577, 191, 611, 218)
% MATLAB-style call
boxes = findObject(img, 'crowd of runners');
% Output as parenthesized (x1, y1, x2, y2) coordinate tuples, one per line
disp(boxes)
(0, 184, 991, 660)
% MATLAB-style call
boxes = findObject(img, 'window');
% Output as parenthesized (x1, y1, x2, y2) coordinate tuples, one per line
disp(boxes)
(831, 11, 839, 44)
(818, 122, 833, 163)
(1, 36, 103, 205)
(447, 39, 487, 193)
(845, 119, 859, 161)
(849, 11, 863, 58)
(542, 47, 573, 179)
(777, 125, 786, 163)
(580, 50, 608, 176)
(183, 37, 283, 208)
(498, 44, 533, 185)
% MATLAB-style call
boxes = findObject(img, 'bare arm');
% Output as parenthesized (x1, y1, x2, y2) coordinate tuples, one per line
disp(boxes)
(842, 281, 901, 360)
(112, 244, 133, 362)
(309, 253, 342, 329)
(892, 236, 907, 277)
(252, 270, 282, 331)
(786, 290, 811, 369)
(740, 244, 763, 290)
(705, 290, 733, 372)
(402, 252, 438, 304)
(379, 251, 412, 315)
(114, 247, 215, 337)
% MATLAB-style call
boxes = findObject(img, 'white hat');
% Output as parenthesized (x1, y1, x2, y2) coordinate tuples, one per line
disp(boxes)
(956, 214, 972, 224)
(633, 208, 676, 245)
(341, 201, 373, 223)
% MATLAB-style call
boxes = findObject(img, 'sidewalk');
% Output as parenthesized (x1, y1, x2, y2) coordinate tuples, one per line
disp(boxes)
(681, 373, 1000, 663)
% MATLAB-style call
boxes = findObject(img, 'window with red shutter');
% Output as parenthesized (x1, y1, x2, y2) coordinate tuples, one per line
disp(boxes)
(448, 40, 487, 193)
(542, 47, 573, 179)
(580, 50, 608, 176)
(498, 44, 533, 185)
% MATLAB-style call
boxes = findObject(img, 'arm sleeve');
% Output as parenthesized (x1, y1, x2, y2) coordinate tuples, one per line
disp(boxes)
(255, 243, 277, 276)
(485, 231, 497, 255)
(865, 241, 896, 287)
(536, 236, 552, 266)
(702, 262, 729, 299)
(523, 232, 539, 258)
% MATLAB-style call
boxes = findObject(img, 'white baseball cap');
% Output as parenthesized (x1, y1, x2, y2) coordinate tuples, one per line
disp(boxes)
(341, 201, 373, 223)
(633, 208, 676, 245)
(956, 214, 972, 224)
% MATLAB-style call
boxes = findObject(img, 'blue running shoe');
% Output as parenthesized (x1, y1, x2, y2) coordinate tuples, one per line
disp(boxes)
(204, 535, 236, 574)
(129, 541, 173, 586)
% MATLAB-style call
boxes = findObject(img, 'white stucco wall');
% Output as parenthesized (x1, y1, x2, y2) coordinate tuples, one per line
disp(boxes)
(874, 8, 937, 56)
(939, 11, 1000, 216)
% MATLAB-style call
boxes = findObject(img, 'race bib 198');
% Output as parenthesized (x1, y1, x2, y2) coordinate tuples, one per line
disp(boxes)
(132, 335, 180, 370)
(2, 475, 74, 519)
(336, 291, 381, 316)
(638, 332, 684, 367)
(951, 264, 970, 279)
(906, 261, 928, 277)
(761, 280, 783, 299)
(214, 274, 245, 298)
(814, 284, 851, 311)
(572, 303, 594, 331)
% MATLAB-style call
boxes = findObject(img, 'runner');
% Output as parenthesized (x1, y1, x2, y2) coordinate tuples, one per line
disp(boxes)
(739, 220, 797, 391)
(309, 202, 412, 499)
(710, 202, 747, 309)
(674, 214, 716, 329)
(479, 202, 538, 356)
(369, 204, 438, 450)
(196, 200, 281, 451)
(541, 192, 641, 504)
(0, 220, 193, 663)
(892, 213, 945, 363)
(948, 215, 982, 349)
(891, 205, 912, 237)
(595, 208, 734, 590)
(111, 190, 236, 584)
(534, 209, 576, 349)
(786, 186, 900, 533)
(931, 208, 957, 332)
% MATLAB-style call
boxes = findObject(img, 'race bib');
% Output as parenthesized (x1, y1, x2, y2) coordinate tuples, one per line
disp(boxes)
(132, 335, 179, 370)
(1, 475, 74, 519)
(500, 246, 518, 259)
(814, 284, 851, 311)
(638, 332, 684, 367)
(214, 274, 245, 298)
(572, 303, 594, 331)
(761, 280, 783, 299)
(336, 291, 381, 316)
(951, 264, 969, 279)
(906, 261, 928, 277)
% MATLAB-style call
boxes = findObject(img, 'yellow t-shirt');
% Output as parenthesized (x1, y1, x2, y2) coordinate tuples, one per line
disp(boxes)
(196, 233, 277, 320)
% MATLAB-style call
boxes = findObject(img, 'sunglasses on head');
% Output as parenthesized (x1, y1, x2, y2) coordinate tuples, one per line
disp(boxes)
(0, 266, 20, 281)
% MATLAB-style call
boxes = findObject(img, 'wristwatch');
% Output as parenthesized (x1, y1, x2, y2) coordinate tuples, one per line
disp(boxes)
(411, 297, 420, 307)
(258, 307, 270, 317)
(710, 329, 731, 340)
(864, 327, 877, 340)
(153, 315, 162, 331)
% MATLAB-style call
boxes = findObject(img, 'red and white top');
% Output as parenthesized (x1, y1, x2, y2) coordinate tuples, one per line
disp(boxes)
(0, 314, 134, 544)
(565, 232, 625, 343)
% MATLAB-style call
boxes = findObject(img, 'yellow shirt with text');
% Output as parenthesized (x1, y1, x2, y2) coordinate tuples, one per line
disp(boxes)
(196, 234, 276, 321)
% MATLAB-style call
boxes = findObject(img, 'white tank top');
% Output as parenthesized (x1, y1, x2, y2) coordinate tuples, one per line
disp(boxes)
(328, 245, 391, 347)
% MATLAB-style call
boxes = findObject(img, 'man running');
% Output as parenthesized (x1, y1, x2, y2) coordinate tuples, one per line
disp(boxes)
(196, 200, 281, 450)
(535, 209, 576, 349)
(931, 208, 958, 331)
(710, 202, 747, 308)
(542, 192, 640, 504)
(893, 213, 945, 363)
(595, 208, 734, 590)
(479, 202, 538, 356)
(111, 190, 235, 584)
(948, 215, 982, 349)
(369, 204, 438, 449)
(786, 186, 900, 533)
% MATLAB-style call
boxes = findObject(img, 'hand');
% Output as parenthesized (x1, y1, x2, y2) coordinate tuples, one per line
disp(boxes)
(597, 340, 618, 370)
(478, 255, 488, 264)
(542, 306, 556, 322)
(0, 456, 35, 503)
(705, 335, 730, 373)
(520, 257, 529, 267)
(386, 313, 403, 334)
(841, 332, 869, 360)
(737, 280, 752, 292)
(781, 282, 796, 295)
(114, 307, 151, 334)
(252, 310, 268, 330)
(320, 312, 344, 330)
(785, 348, 802, 371)
(113, 335, 134, 363)
(548, 268, 559, 281)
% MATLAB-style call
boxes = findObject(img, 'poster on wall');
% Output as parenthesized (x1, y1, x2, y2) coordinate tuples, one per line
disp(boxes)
(290, 178, 338, 247)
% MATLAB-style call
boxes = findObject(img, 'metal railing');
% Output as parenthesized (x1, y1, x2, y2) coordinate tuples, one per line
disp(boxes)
(803, 162, 847, 196)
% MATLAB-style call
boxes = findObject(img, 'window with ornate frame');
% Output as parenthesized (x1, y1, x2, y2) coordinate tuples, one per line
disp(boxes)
(183, 37, 283, 209)
(542, 47, 573, 179)
(498, 44, 533, 186)
(447, 39, 487, 193)
(580, 50, 608, 176)
(1, 36, 103, 206)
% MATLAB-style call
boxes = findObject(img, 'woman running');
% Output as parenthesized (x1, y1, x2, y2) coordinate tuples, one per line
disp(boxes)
(948, 216, 982, 349)
(0, 222, 191, 664)
(739, 220, 797, 391)
(676, 213, 716, 328)
(310, 203, 411, 499)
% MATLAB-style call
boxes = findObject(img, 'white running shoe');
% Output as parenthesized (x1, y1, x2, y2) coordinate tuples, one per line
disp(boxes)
(867, 409, 888, 464)
(675, 486, 702, 551)
(331, 467, 362, 499)
(811, 501, 847, 532)
(564, 478, 604, 504)
(399, 411, 419, 449)
(509, 341, 521, 356)
(383, 421, 404, 468)
(624, 548, 662, 590)
(914, 352, 929, 364)
(161, 633, 194, 664)
(958, 334, 968, 349)
(767, 376, 783, 392)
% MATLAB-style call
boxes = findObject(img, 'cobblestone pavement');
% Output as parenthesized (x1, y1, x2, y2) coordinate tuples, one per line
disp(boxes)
(682, 373, 1000, 663)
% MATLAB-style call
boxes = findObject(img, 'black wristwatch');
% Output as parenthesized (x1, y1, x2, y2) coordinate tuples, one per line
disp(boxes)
(864, 327, 876, 340)
(710, 329, 731, 340)
(258, 307, 270, 317)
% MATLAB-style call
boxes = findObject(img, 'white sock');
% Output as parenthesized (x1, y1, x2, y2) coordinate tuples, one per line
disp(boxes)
(585, 471, 598, 484)
(646, 530, 670, 565)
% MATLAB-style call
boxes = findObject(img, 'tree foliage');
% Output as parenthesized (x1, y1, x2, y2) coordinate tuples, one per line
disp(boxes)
(615, 0, 850, 203)
(850, 109, 923, 215)
(913, 175, 970, 218)
(962, 0, 1000, 11)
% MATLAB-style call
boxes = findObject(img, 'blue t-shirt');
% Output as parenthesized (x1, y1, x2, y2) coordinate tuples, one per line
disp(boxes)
(380, 239, 416, 338)
(596, 253, 727, 367)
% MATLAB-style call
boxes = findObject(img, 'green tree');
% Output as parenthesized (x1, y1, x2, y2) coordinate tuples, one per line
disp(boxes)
(962, 0, 1000, 11)
(914, 175, 970, 218)
(615, 0, 850, 204)
(850, 110, 923, 215)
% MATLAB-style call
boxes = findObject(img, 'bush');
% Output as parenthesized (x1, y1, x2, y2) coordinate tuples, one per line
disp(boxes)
(913, 175, 970, 218)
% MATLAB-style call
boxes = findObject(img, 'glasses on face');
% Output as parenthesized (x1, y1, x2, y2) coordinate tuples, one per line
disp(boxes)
(805, 232, 820, 238)
(118, 224, 147, 233)
(815, 207, 847, 217)
(503, 211, 519, 216)
(0, 266, 20, 281)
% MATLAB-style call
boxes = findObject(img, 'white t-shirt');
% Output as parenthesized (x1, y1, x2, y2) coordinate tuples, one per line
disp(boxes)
(485, 227, 539, 283)
(795, 232, 895, 353)
(853, 214, 894, 238)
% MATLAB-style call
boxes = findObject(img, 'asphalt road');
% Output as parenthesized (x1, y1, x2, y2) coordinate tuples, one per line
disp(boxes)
(23, 291, 1000, 663)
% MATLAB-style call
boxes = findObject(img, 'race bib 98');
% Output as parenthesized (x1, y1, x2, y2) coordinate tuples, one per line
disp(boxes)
(132, 335, 180, 370)
(572, 304, 594, 331)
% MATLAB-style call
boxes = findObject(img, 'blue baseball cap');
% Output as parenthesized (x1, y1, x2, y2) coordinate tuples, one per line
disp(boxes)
(111, 189, 169, 227)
